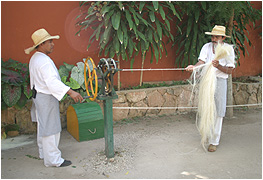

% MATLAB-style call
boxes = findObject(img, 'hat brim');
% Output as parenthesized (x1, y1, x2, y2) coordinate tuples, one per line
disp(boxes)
(24, 35, 60, 54)
(205, 32, 231, 38)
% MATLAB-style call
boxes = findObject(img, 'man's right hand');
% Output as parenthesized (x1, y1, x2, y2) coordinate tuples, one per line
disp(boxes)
(67, 89, 84, 103)
(185, 65, 195, 72)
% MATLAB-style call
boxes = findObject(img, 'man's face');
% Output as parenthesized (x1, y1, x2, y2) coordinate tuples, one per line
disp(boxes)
(41, 39, 54, 54)
(211, 35, 226, 45)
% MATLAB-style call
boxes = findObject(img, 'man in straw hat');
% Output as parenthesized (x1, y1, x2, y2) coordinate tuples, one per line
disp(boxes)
(25, 28, 83, 167)
(186, 25, 235, 152)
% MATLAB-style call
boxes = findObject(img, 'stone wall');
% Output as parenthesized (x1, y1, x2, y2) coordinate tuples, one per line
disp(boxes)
(1, 82, 261, 134)
(112, 82, 262, 121)
(232, 82, 262, 106)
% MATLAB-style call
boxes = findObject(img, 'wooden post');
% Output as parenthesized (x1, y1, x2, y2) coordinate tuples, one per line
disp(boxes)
(226, 8, 235, 118)
(139, 53, 145, 86)
(117, 56, 120, 91)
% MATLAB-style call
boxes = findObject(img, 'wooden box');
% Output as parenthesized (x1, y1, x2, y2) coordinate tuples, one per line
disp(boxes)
(67, 102, 104, 142)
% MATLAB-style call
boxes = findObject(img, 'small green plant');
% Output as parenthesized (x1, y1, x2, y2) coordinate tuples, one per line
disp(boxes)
(4, 124, 20, 133)
(58, 60, 100, 101)
(1, 59, 32, 109)
(121, 80, 188, 90)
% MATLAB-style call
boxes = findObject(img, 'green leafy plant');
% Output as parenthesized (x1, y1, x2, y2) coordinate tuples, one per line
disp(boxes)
(59, 61, 95, 101)
(172, 1, 262, 67)
(1, 59, 32, 109)
(76, 1, 181, 87)
(4, 124, 20, 133)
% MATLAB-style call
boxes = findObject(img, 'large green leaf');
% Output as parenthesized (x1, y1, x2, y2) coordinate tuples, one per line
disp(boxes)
(152, 1, 159, 11)
(14, 93, 27, 110)
(121, 22, 128, 49)
(167, 2, 181, 21)
(152, 42, 159, 61)
(147, 28, 153, 43)
(128, 39, 134, 58)
(2, 84, 21, 107)
(1, 68, 24, 86)
(65, 78, 81, 90)
(71, 62, 85, 87)
(129, 7, 139, 26)
(164, 19, 170, 31)
(111, 11, 121, 30)
(58, 65, 70, 79)
(117, 27, 124, 44)
(125, 10, 134, 30)
(159, 6, 165, 20)
(23, 83, 32, 99)
(155, 19, 162, 40)
(137, 31, 147, 42)
(139, 2, 145, 13)
(149, 11, 155, 22)
(113, 36, 120, 53)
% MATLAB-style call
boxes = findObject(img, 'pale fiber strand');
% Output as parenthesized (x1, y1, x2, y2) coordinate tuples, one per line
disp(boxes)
(196, 62, 216, 150)
(189, 43, 233, 151)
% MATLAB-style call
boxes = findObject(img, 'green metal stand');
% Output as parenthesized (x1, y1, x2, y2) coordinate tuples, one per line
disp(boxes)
(97, 58, 120, 158)
(97, 94, 118, 158)
(103, 99, 114, 158)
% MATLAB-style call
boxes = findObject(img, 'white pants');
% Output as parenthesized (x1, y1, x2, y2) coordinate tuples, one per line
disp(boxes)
(209, 116, 223, 146)
(37, 122, 64, 167)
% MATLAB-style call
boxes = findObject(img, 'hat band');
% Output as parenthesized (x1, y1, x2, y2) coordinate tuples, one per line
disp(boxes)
(33, 34, 51, 46)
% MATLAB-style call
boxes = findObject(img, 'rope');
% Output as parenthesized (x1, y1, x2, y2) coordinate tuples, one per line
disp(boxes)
(112, 103, 262, 110)
(121, 68, 186, 72)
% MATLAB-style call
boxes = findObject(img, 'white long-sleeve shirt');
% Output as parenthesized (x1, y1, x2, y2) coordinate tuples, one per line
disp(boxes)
(29, 52, 70, 101)
(198, 42, 235, 79)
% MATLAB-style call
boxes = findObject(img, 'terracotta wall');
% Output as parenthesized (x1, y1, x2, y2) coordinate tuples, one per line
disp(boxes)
(1, 1, 262, 89)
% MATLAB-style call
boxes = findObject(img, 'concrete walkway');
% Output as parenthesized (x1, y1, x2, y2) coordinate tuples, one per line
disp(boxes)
(1, 108, 262, 179)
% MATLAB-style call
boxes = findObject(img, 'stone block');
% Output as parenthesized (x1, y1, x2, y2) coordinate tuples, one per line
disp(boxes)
(128, 101, 147, 118)
(173, 86, 183, 97)
(113, 103, 129, 121)
(176, 88, 193, 112)
(157, 88, 167, 95)
(147, 90, 165, 107)
(234, 90, 249, 105)
(159, 93, 176, 115)
(126, 91, 146, 103)
(247, 84, 259, 94)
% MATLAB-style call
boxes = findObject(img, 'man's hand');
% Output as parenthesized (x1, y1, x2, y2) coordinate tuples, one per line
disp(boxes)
(67, 89, 84, 103)
(185, 65, 195, 72)
(185, 60, 205, 72)
(212, 60, 219, 68)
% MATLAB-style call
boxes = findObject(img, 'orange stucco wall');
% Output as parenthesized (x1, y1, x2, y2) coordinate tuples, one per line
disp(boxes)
(1, 1, 262, 89)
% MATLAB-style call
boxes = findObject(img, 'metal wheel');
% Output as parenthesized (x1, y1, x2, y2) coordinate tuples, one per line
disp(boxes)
(84, 57, 98, 101)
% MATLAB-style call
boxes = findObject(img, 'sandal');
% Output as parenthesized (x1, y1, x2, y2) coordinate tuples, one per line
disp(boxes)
(208, 144, 217, 152)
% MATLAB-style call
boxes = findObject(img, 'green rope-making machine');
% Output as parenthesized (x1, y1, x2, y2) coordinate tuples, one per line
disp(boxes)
(67, 57, 121, 158)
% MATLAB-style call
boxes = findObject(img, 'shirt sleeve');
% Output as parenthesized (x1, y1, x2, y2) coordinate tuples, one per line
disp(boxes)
(198, 44, 209, 63)
(225, 46, 236, 68)
(39, 62, 70, 101)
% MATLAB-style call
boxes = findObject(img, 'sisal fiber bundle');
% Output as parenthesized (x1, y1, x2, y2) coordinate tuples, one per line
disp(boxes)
(189, 43, 233, 150)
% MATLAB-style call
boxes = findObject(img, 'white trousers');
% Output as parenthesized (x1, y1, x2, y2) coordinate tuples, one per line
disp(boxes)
(37, 122, 64, 167)
(209, 116, 223, 146)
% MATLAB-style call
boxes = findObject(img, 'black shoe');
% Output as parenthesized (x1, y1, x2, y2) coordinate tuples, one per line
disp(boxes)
(59, 160, 72, 167)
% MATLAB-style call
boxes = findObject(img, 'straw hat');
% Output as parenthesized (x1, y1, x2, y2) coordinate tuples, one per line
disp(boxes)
(24, 28, 60, 54)
(205, 25, 230, 38)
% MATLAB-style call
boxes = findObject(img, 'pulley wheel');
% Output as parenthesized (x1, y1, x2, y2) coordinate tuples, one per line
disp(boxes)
(84, 57, 98, 101)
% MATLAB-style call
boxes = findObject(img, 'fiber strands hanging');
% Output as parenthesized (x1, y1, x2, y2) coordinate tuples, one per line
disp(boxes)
(189, 43, 233, 150)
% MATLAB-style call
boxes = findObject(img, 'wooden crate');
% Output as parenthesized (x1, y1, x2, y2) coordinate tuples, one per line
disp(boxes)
(67, 102, 104, 142)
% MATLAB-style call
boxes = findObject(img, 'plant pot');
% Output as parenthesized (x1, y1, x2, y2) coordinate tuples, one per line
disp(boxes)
(7, 130, 19, 137)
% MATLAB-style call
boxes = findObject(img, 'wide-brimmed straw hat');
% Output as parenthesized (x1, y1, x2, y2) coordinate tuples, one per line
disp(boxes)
(205, 25, 230, 38)
(24, 28, 60, 54)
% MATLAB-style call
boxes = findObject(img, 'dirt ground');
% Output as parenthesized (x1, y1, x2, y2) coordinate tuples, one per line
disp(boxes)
(1, 108, 262, 179)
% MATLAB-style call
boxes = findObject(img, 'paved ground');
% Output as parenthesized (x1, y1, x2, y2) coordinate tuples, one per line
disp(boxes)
(1, 108, 262, 179)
